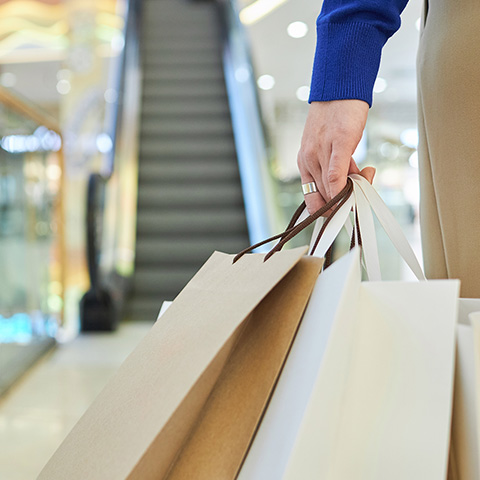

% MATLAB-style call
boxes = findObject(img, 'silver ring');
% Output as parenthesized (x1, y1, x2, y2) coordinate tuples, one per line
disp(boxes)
(302, 182, 318, 195)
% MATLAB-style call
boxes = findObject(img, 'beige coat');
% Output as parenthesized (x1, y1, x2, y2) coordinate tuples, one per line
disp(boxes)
(417, 0, 480, 297)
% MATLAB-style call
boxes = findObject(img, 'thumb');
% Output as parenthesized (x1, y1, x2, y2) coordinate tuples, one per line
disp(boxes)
(348, 157, 361, 174)
(360, 166, 376, 184)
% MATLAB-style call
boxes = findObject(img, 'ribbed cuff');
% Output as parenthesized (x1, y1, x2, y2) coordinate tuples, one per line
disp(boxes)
(309, 21, 388, 107)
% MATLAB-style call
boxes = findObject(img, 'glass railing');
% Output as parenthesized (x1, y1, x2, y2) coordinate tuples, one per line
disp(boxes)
(0, 86, 64, 395)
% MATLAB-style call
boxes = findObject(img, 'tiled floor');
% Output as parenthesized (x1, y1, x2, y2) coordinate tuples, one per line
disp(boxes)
(0, 322, 153, 480)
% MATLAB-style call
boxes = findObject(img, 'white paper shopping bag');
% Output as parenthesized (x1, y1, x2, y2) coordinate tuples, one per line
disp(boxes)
(449, 302, 480, 480)
(239, 248, 459, 480)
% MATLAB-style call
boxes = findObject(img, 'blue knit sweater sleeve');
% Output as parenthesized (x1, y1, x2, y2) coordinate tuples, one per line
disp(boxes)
(309, 0, 409, 106)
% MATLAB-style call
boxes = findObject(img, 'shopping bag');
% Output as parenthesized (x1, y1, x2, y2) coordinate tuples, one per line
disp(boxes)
(237, 175, 460, 479)
(449, 301, 480, 480)
(38, 247, 322, 480)
(239, 249, 459, 480)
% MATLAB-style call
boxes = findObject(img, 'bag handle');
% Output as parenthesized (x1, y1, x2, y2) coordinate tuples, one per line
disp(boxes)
(352, 180, 381, 280)
(263, 180, 354, 261)
(235, 175, 425, 281)
(233, 179, 354, 263)
(307, 192, 356, 258)
(306, 175, 425, 280)
(350, 174, 425, 280)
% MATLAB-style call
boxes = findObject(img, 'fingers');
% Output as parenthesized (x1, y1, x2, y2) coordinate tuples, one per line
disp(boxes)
(297, 100, 370, 213)
(300, 155, 376, 216)
(360, 166, 376, 184)
(299, 151, 354, 215)
(323, 146, 352, 200)
(298, 165, 326, 214)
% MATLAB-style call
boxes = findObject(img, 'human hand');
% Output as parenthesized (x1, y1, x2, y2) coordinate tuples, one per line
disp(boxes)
(297, 100, 376, 214)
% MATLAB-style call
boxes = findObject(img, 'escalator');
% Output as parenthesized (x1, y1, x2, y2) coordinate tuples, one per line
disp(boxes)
(124, 0, 251, 321)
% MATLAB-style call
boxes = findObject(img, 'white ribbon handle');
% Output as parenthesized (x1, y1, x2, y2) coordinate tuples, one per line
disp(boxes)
(310, 194, 355, 258)
(350, 174, 425, 280)
(307, 175, 425, 281)
(308, 182, 380, 280)
(352, 181, 382, 281)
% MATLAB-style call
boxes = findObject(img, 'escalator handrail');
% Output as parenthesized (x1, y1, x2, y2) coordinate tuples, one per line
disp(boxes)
(218, 0, 281, 247)
(86, 173, 107, 294)
(84, 0, 141, 299)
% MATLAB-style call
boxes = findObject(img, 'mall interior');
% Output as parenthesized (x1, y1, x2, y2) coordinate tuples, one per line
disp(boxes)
(0, 0, 423, 477)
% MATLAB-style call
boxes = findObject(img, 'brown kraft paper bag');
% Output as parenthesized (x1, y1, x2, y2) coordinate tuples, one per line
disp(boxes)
(38, 246, 322, 480)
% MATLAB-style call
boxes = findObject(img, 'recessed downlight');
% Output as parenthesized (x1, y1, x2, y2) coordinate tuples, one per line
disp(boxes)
(373, 77, 387, 94)
(287, 21, 308, 39)
(257, 74, 275, 90)
(296, 85, 310, 102)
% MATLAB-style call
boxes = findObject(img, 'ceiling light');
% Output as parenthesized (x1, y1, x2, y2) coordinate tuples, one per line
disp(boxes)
(373, 77, 387, 93)
(287, 21, 308, 39)
(56, 79, 71, 95)
(96, 133, 113, 153)
(257, 74, 275, 90)
(240, 0, 289, 26)
(46, 164, 62, 181)
(379, 142, 399, 159)
(415, 17, 421, 31)
(400, 128, 419, 148)
(111, 34, 125, 52)
(235, 66, 251, 83)
(408, 151, 419, 168)
(296, 85, 310, 102)
(104, 89, 118, 104)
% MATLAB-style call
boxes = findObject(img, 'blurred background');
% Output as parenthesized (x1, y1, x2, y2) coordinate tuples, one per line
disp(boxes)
(0, 0, 422, 477)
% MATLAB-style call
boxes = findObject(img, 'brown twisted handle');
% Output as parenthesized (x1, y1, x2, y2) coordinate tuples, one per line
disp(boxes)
(233, 178, 355, 263)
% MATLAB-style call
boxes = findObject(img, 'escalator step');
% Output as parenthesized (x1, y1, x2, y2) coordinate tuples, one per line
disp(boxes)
(142, 14, 216, 23)
(131, 268, 198, 294)
(137, 159, 238, 182)
(126, 0, 251, 318)
(141, 100, 230, 117)
(136, 209, 248, 236)
(143, 69, 222, 83)
(133, 236, 248, 267)
(142, 81, 226, 98)
(140, 118, 232, 137)
(142, 43, 220, 53)
(139, 138, 236, 157)
(142, 56, 222, 68)
(125, 298, 174, 322)
(136, 183, 244, 208)
(142, 50, 221, 63)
